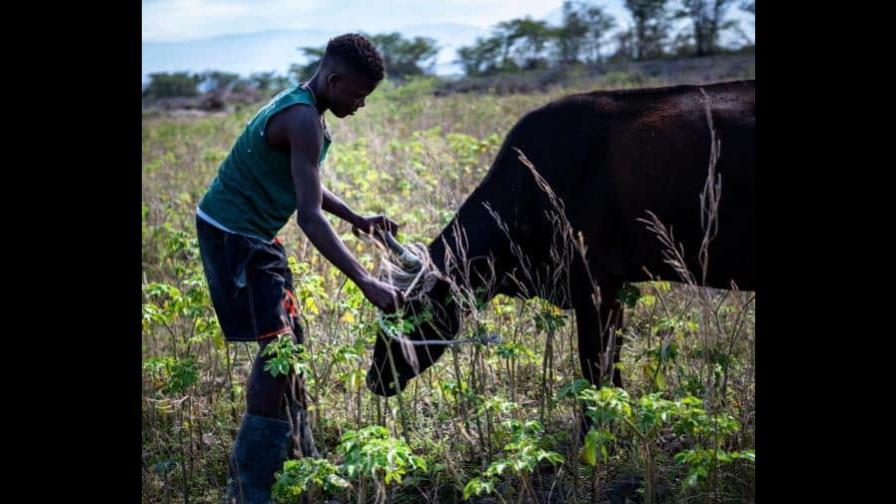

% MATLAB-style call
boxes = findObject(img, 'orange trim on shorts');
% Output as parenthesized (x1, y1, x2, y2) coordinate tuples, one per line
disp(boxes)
(283, 289, 300, 318)
(257, 327, 292, 341)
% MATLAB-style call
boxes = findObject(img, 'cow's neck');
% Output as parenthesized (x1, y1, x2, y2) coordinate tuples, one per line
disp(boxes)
(426, 194, 513, 306)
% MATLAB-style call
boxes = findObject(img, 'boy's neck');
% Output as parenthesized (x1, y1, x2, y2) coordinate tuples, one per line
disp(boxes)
(306, 74, 329, 115)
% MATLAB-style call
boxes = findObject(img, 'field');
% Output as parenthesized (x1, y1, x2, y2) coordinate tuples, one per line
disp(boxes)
(142, 64, 755, 503)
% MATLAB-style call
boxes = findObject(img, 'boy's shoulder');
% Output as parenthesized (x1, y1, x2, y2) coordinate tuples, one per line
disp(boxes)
(265, 100, 323, 147)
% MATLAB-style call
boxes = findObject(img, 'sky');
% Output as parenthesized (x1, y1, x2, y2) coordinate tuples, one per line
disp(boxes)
(142, 0, 754, 80)
(142, 0, 592, 42)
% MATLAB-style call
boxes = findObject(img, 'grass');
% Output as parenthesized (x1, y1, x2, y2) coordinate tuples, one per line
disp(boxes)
(142, 64, 755, 503)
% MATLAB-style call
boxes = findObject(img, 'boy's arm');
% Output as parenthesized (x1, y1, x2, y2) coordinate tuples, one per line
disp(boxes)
(284, 106, 403, 313)
(321, 185, 400, 237)
(320, 185, 363, 228)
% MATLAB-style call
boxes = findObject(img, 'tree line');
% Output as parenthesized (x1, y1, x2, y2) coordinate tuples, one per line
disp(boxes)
(143, 0, 754, 99)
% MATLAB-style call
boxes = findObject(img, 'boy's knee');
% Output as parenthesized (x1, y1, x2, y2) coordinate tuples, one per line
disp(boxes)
(246, 374, 289, 418)
(246, 351, 291, 418)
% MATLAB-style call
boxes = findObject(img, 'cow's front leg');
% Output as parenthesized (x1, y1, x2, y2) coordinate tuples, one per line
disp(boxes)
(574, 277, 624, 437)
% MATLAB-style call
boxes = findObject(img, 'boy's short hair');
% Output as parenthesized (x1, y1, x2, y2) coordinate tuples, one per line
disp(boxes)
(325, 33, 386, 83)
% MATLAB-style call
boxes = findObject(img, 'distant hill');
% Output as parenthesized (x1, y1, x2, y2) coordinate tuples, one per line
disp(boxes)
(142, 24, 490, 83)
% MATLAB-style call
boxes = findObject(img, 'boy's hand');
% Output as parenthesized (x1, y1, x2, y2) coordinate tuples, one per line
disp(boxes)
(353, 215, 400, 238)
(360, 277, 404, 313)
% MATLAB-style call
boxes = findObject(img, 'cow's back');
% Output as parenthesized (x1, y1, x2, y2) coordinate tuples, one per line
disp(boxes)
(479, 81, 755, 292)
(592, 82, 755, 290)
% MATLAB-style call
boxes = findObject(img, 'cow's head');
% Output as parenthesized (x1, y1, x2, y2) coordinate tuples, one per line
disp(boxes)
(365, 289, 461, 396)
(365, 213, 512, 396)
(364, 233, 465, 397)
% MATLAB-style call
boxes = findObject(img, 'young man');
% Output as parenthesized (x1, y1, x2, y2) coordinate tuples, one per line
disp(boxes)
(195, 33, 403, 503)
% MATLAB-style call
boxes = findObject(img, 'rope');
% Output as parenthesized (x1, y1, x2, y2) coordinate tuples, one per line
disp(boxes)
(359, 230, 500, 349)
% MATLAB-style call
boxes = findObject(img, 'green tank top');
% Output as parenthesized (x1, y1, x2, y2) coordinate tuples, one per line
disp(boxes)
(198, 84, 331, 240)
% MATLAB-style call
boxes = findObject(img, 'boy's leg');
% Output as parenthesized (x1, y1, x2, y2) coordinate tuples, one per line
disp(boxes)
(196, 218, 295, 504)
(232, 238, 321, 502)
(245, 337, 289, 418)
(244, 321, 318, 459)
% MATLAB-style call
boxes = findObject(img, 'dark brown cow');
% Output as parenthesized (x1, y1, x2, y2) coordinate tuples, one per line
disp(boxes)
(367, 81, 755, 407)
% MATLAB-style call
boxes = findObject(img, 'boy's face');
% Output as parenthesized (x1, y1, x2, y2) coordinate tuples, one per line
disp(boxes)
(327, 73, 378, 118)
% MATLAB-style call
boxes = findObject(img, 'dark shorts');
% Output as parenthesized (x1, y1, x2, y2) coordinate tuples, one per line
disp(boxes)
(196, 215, 303, 343)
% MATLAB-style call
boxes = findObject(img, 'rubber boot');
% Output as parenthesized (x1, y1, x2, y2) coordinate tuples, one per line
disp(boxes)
(226, 414, 291, 504)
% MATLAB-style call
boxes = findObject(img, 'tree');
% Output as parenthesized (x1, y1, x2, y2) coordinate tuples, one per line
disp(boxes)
(367, 32, 439, 79)
(289, 34, 438, 83)
(248, 72, 290, 95)
(489, 17, 555, 70)
(289, 46, 326, 84)
(493, 20, 524, 67)
(554, 1, 590, 63)
(456, 35, 504, 76)
(554, 1, 617, 63)
(143, 72, 201, 99)
(248, 71, 276, 91)
(578, 3, 617, 63)
(198, 71, 240, 92)
(270, 75, 290, 93)
(494, 17, 554, 69)
(623, 0, 672, 60)
(677, 0, 739, 56)
(611, 27, 638, 61)
(734, 0, 756, 47)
